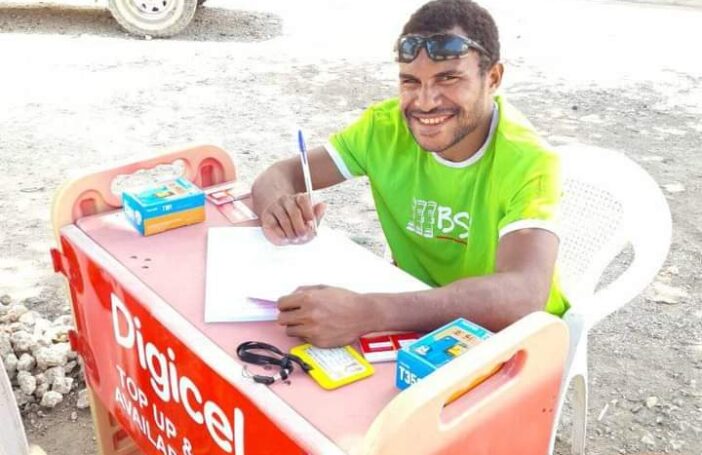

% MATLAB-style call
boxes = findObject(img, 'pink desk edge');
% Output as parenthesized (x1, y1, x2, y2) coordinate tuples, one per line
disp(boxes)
(75, 201, 400, 452)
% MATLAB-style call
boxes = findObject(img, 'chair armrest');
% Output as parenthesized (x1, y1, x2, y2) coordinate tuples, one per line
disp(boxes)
(573, 220, 671, 327)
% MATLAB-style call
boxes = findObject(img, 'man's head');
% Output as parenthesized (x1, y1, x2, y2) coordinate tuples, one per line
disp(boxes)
(397, 0, 503, 161)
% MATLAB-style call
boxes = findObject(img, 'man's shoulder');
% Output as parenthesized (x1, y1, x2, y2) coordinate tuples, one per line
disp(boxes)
(493, 95, 558, 165)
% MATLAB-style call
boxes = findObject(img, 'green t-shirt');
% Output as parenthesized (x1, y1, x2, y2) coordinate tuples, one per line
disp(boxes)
(326, 95, 568, 316)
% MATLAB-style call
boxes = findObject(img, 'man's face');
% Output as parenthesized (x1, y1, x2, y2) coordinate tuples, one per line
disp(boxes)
(399, 31, 496, 160)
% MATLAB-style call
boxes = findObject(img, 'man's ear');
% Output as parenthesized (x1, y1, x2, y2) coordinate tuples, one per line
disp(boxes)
(487, 62, 504, 93)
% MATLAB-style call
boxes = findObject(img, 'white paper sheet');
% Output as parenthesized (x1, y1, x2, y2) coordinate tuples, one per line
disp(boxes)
(204, 226, 429, 322)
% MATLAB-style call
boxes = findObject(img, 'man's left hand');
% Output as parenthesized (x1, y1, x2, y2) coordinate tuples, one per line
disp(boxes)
(277, 285, 375, 348)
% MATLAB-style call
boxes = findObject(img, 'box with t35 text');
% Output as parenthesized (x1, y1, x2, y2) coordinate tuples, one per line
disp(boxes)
(395, 318, 492, 390)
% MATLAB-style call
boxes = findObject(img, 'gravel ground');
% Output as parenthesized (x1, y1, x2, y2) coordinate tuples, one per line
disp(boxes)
(1, 0, 701, 453)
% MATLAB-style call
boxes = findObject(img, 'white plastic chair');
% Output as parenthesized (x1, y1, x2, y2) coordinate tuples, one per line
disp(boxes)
(0, 358, 47, 455)
(548, 143, 672, 454)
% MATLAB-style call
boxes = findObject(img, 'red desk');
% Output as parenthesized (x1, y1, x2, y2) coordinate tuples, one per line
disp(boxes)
(51, 145, 568, 455)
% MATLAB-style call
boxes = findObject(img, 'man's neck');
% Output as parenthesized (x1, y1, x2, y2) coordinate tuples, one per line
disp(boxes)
(437, 104, 495, 163)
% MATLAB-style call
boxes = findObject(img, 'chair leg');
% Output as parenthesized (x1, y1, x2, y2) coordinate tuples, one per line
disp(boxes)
(570, 374, 588, 455)
(547, 374, 572, 455)
(549, 313, 588, 455)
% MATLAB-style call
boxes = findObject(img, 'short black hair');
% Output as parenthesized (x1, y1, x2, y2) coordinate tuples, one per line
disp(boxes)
(401, 0, 500, 73)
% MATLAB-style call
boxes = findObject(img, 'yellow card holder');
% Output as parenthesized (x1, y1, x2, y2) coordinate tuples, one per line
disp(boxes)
(290, 344, 374, 390)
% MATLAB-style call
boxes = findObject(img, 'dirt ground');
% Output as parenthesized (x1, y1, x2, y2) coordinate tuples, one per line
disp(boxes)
(1, 0, 700, 453)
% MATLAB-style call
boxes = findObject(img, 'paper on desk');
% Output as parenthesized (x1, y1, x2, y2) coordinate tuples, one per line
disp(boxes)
(204, 226, 429, 323)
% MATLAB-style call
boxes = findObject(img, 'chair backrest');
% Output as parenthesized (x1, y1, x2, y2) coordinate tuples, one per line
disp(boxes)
(555, 144, 672, 323)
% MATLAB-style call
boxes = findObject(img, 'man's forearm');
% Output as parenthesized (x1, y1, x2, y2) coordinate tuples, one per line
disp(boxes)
(251, 147, 346, 218)
(251, 160, 303, 216)
(365, 271, 548, 333)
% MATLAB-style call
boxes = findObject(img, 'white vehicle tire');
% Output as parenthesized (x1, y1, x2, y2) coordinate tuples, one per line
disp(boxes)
(108, 0, 197, 37)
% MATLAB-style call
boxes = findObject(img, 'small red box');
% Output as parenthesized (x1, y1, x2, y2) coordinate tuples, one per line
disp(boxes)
(359, 332, 422, 363)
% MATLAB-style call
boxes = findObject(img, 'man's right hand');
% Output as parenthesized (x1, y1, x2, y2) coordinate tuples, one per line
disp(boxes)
(251, 146, 345, 245)
(260, 193, 327, 245)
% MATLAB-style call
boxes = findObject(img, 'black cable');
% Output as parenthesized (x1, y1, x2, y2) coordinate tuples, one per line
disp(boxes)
(236, 341, 312, 385)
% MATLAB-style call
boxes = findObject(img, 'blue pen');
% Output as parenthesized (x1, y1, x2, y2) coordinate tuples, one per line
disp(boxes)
(297, 129, 318, 230)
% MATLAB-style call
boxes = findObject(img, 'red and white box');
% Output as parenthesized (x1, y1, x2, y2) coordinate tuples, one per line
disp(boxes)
(359, 332, 423, 363)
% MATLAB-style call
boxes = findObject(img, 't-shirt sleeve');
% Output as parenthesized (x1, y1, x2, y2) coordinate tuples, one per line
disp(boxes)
(497, 153, 562, 239)
(325, 107, 376, 179)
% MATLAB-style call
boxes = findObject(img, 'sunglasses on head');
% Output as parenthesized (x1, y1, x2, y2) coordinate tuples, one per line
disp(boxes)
(395, 33, 489, 63)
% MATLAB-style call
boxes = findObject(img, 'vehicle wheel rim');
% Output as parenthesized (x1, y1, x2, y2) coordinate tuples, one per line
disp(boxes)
(129, 0, 177, 21)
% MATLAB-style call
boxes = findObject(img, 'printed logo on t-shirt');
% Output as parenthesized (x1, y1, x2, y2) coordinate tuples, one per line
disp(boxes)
(406, 198, 471, 244)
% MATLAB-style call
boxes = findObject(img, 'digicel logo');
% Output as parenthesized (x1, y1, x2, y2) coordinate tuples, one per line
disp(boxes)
(111, 294, 245, 454)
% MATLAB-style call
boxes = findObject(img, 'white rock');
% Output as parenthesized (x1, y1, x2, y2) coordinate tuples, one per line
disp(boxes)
(44, 366, 66, 384)
(17, 371, 37, 395)
(665, 265, 680, 276)
(43, 325, 71, 343)
(18, 311, 39, 327)
(52, 377, 74, 395)
(52, 315, 74, 327)
(32, 318, 51, 337)
(17, 353, 36, 371)
(14, 388, 35, 407)
(20, 297, 43, 307)
(34, 382, 49, 399)
(646, 396, 659, 408)
(6, 305, 29, 322)
(641, 431, 656, 446)
(53, 342, 76, 360)
(34, 372, 46, 385)
(31, 337, 51, 351)
(10, 330, 34, 352)
(40, 391, 63, 408)
(9, 322, 29, 332)
(663, 183, 685, 193)
(671, 440, 685, 450)
(650, 282, 689, 305)
(0, 332, 11, 357)
(685, 344, 702, 361)
(35, 346, 68, 370)
(76, 388, 90, 409)
(3, 353, 18, 378)
(65, 360, 78, 374)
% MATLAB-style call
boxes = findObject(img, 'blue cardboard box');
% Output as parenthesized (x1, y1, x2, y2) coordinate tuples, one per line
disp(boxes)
(395, 318, 492, 390)
(122, 177, 205, 236)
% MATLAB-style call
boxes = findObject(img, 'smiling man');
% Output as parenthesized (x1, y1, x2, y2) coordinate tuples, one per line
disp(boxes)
(251, 0, 567, 347)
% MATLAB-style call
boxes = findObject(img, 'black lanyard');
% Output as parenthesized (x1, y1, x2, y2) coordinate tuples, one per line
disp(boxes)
(236, 341, 312, 385)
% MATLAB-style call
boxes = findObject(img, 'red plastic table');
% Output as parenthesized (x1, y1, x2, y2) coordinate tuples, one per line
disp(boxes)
(50, 145, 568, 455)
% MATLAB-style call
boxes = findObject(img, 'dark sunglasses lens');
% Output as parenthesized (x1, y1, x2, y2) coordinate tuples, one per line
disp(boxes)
(427, 35, 470, 60)
(398, 36, 423, 62)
